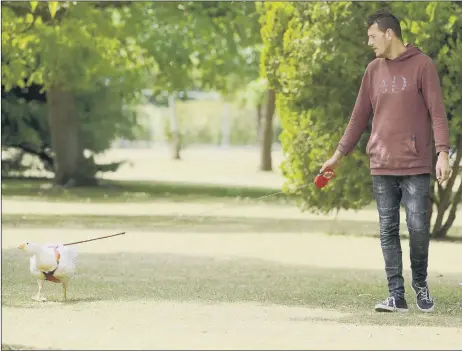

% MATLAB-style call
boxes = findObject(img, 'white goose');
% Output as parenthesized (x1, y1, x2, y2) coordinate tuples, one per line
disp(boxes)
(17, 242, 78, 302)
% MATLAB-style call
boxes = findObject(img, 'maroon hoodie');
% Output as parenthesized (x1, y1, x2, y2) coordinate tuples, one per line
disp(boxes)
(336, 44, 450, 176)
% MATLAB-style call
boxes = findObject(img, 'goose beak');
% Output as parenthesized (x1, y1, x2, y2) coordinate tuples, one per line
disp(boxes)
(17, 243, 25, 250)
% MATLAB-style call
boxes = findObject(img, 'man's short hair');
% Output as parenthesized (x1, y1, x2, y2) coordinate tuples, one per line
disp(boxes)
(367, 10, 402, 40)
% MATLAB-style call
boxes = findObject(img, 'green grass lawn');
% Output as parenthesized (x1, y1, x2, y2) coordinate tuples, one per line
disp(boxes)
(4, 213, 462, 241)
(4, 177, 462, 238)
(2, 343, 56, 351)
(3, 248, 461, 328)
(3, 177, 462, 334)
(1, 344, 56, 351)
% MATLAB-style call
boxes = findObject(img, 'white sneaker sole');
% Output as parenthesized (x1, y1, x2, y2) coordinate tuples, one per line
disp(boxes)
(374, 304, 409, 313)
(416, 304, 435, 312)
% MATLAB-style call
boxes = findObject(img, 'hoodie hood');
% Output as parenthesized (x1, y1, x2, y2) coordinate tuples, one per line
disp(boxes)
(392, 44, 422, 61)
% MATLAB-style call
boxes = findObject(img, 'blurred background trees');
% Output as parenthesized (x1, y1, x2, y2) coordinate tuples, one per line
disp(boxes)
(2, 1, 461, 238)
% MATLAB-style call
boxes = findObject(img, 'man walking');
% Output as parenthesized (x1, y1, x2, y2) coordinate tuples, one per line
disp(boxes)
(320, 10, 451, 313)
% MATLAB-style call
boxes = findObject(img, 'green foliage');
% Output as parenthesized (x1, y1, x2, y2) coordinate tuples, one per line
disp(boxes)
(1, 81, 53, 176)
(257, 2, 295, 89)
(2, 2, 151, 94)
(234, 77, 268, 109)
(261, 2, 462, 216)
(1, 0, 263, 103)
(1, 94, 49, 147)
(76, 83, 141, 154)
(124, 2, 262, 99)
(260, 2, 381, 213)
(184, 1, 262, 96)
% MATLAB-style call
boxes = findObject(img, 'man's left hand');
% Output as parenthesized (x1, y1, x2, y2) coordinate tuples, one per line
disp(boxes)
(436, 151, 451, 184)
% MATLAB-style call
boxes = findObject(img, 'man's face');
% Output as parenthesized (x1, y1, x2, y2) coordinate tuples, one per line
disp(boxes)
(367, 23, 391, 58)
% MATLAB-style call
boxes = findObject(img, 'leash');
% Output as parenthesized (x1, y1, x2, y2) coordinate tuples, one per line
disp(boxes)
(62, 169, 335, 246)
(63, 232, 126, 246)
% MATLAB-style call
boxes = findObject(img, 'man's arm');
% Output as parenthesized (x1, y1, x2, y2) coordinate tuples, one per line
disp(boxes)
(319, 67, 373, 173)
(336, 67, 373, 156)
(421, 59, 450, 154)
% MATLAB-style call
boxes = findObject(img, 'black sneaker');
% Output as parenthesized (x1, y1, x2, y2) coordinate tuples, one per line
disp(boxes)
(411, 281, 435, 312)
(374, 296, 409, 312)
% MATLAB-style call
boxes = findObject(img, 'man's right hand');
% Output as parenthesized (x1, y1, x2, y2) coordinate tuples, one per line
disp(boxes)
(319, 150, 344, 174)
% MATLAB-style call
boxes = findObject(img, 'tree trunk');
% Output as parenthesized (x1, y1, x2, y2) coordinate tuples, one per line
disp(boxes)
(256, 103, 262, 138)
(259, 89, 275, 172)
(47, 86, 93, 186)
(433, 186, 452, 238)
(432, 135, 462, 239)
(221, 102, 231, 148)
(436, 183, 462, 238)
(168, 93, 181, 160)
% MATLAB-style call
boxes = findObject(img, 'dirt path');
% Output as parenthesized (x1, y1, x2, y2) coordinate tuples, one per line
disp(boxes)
(3, 300, 461, 350)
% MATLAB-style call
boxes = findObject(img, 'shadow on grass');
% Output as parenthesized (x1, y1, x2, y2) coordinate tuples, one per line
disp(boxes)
(50, 297, 106, 305)
(3, 249, 461, 327)
(1, 177, 290, 204)
(4, 213, 462, 242)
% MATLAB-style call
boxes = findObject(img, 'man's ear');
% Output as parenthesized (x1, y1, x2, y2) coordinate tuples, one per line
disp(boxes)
(386, 28, 393, 40)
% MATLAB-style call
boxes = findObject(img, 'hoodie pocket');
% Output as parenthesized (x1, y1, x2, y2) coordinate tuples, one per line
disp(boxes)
(367, 132, 422, 168)
(366, 134, 378, 156)
(408, 134, 419, 155)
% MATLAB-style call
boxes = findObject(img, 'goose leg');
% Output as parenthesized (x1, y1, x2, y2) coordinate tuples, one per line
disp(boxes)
(32, 279, 47, 302)
(62, 281, 68, 301)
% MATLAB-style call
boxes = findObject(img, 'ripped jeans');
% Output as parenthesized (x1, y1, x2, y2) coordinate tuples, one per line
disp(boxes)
(372, 174, 431, 299)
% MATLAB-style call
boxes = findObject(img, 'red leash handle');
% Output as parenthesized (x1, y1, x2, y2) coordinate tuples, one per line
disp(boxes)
(314, 168, 335, 188)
